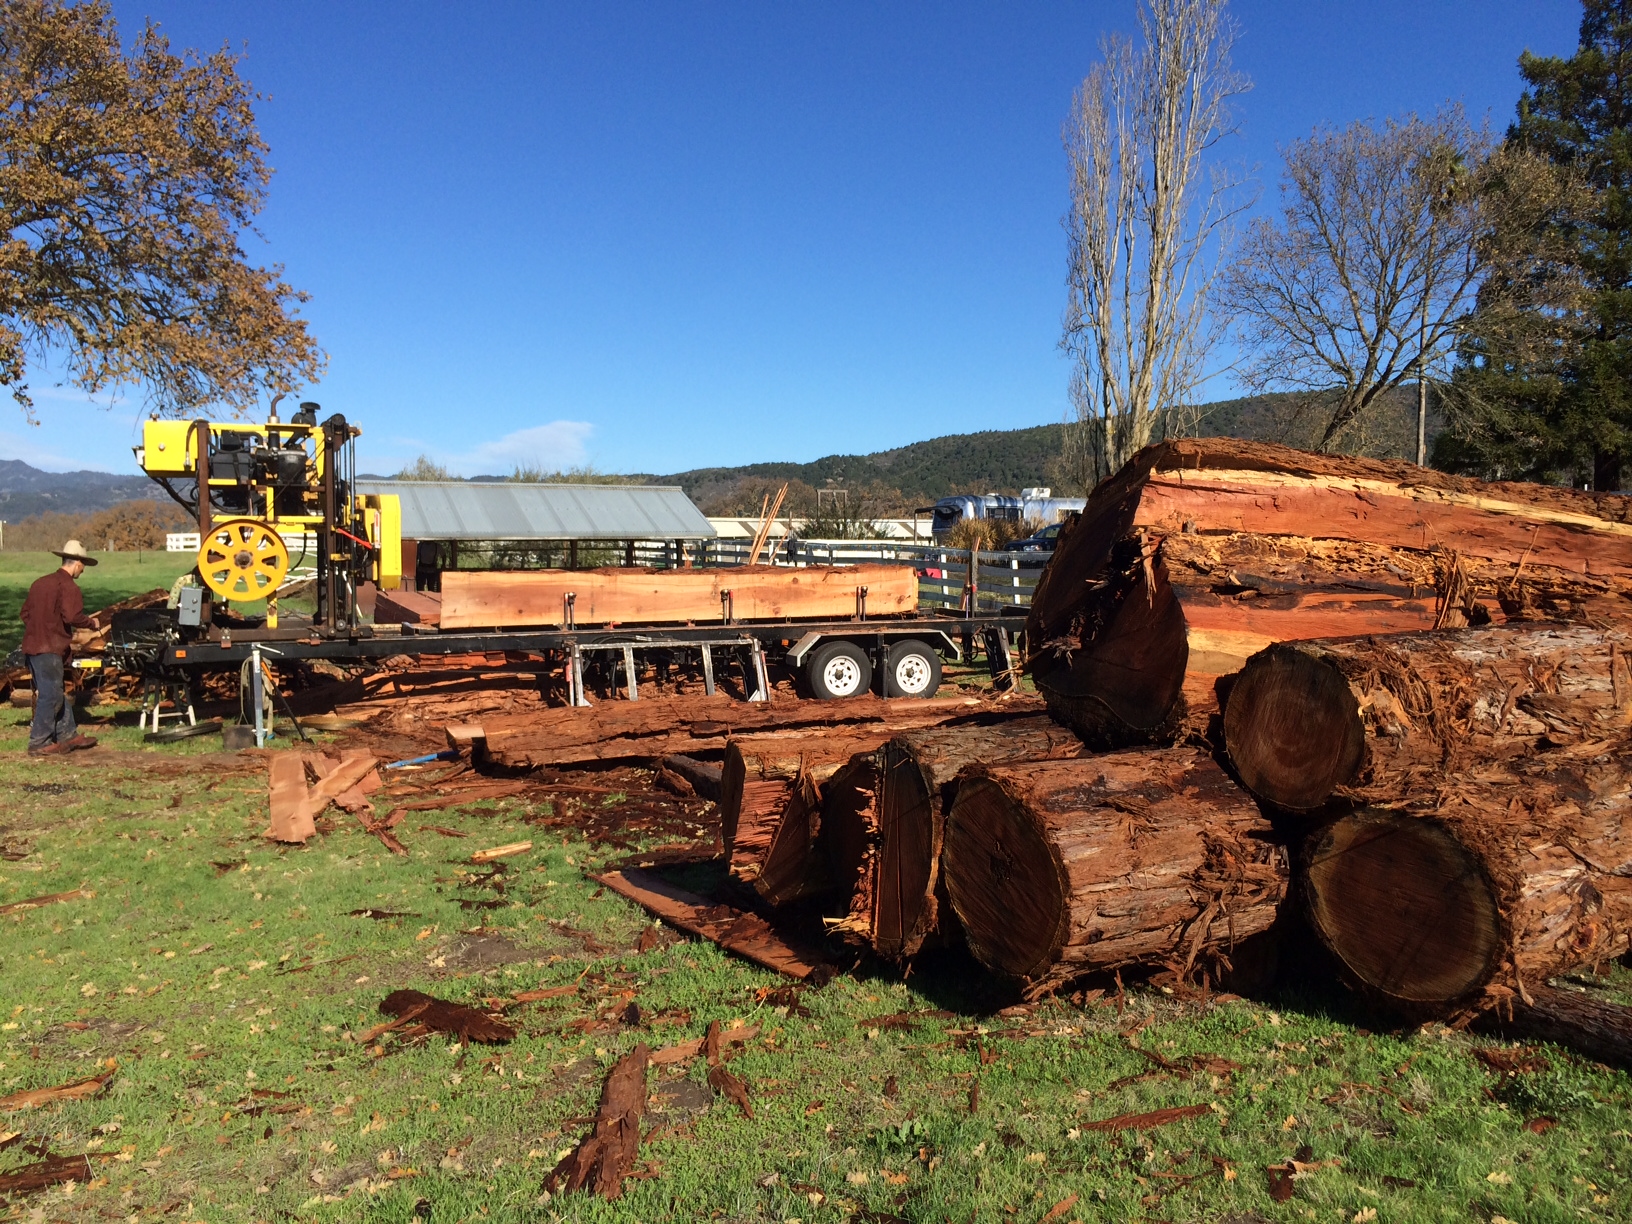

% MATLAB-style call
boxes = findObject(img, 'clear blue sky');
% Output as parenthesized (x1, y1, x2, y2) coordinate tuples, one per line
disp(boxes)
(4, 1, 1582, 476)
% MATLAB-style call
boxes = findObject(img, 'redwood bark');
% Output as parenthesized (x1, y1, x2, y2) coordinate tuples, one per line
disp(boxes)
(1224, 623, 1632, 811)
(822, 718, 1087, 958)
(941, 748, 1288, 998)
(1301, 746, 1632, 1019)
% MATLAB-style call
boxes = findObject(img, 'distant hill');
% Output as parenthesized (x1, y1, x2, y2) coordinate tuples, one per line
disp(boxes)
(0, 460, 163, 522)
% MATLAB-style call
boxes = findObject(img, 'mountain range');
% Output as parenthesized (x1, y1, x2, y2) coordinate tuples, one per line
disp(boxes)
(0, 459, 163, 522)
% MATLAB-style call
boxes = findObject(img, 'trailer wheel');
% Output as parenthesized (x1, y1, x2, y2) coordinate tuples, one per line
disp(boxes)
(807, 641, 872, 700)
(884, 640, 942, 698)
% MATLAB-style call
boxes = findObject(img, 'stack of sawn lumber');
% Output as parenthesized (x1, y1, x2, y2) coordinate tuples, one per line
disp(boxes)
(720, 439, 1632, 1059)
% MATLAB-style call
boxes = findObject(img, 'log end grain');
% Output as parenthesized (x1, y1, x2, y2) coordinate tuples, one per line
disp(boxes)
(1223, 643, 1366, 810)
(1303, 811, 1502, 1008)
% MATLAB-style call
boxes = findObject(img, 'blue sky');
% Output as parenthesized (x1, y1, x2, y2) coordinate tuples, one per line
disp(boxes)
(4, 1, 1582, 476)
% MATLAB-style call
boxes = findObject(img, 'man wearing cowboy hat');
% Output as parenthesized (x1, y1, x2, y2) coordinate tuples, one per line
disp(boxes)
(19, 540, 100, 756)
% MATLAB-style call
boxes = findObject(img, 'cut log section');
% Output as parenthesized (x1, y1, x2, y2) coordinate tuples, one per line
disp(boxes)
(1223, 623, 1632, 811)
(1302, 748, 1632, 1018)
(822, 718, 1088, 958)
(438, 563, 917, 630)
(941, 748, 1288, 996)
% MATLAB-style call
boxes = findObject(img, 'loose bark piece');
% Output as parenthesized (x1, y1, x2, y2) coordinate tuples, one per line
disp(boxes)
(440, 563, 915, 630)
(514, 985, 579, 1002)
(546, 1044, 650, 1200)
(1079, 1102, 1212, 1132)
(943, 749, 1288, 997)
(1225, 623, 1632, 811)
(1302, 749, 1632, 1018)
(648, 1025, 760, 1067)
(377, 989, 515, 1043)
(707, 1064, 754, 1118)
(0, 1152, 95, 1196)
(0, 888, 93, 917)
(661, 755, 722, 802)
(0, 1073, 112, 1111)
(594, 868, 829, 979)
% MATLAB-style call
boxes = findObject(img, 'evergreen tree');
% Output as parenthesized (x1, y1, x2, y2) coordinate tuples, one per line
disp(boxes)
(1442, 0, 1632, 488)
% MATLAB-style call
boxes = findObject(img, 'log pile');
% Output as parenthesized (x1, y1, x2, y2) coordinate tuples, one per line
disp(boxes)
(375, 439, 1627, 1067)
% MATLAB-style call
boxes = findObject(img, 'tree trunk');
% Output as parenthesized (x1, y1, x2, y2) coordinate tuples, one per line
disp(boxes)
(720, 729, 900, 906)
(941, 748, 1288, 998)
(820, 718, 1088, 958)
(1301, 751, 1632, 1019)
(1223, 623, 1632, 811)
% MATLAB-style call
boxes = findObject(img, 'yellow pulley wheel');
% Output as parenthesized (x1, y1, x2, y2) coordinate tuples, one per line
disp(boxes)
(198, 519, 290, 602)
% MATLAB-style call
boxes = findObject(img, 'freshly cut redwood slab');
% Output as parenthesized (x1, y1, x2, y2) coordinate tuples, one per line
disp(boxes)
(1222, 623, 1632, 811)
(438, 563, 916, 630)
(1302, 746, 1632, 1020)
(940, 748, 1288, 997)
(373, 588, 443, 626)
(822, 718, 1087, 959)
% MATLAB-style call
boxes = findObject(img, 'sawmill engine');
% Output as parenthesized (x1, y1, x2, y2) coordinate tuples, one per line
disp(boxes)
(132, 403, 400, 641)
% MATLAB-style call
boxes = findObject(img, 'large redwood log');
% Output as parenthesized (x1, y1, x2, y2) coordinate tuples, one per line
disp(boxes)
(1028, 438, 1632, 745)
(820, 718, 1087, 958)
(1223, 623, 1632, 811)
(1302, 746, 1632, 1020)
(941, 748, 1289, 997)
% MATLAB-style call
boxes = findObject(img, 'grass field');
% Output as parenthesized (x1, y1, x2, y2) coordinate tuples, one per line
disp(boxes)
(0, 704, 1628, 1223)
(0, 551, 194, 655)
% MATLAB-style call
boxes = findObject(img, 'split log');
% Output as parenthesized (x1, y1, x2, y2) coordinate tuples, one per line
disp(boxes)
(941, 748, 1288, 996)
(1028, 437, 1632, 745)
(1223, 623, 1632, 811)
(1301, 749, 1632, 1019)
(439, 563, 917, 630)
(1488, 984, 1632, 1071)
(821, 717, 1087, 958)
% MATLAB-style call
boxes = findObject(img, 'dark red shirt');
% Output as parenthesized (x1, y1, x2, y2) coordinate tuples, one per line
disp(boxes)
(20, 568, 93, 658)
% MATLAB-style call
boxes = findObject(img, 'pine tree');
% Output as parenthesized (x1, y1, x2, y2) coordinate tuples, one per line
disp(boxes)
(1442, 0, 1632, 489)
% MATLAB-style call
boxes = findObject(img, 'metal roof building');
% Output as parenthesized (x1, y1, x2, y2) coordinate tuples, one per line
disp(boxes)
(355, 480, 715, 541)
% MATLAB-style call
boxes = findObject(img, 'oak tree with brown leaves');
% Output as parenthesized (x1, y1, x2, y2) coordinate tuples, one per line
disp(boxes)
(0, 0, 322, 419)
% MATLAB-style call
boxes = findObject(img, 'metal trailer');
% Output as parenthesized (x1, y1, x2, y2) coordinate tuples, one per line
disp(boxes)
(111, 612, 1029, 714)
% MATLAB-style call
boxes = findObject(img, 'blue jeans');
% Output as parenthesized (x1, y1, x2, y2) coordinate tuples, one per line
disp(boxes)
(26, 653, 75, 750)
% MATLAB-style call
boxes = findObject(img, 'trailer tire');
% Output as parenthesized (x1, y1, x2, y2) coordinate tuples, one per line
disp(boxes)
(883, 640, 942, 698)
(806, 641, 872, 701)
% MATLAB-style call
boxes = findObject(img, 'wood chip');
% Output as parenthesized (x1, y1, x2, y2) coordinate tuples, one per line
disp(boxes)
(514, 986, 579, 1002)
(0, 888, 93, 917)
(472, 841, 532, 863)
(649, 1025, 760, 1066)
(1079, 1102, 1211, 1132)
(0, 1152, 95, 1195)
(0, 1073, 112, 1111)
(377, 990, 515, 1044)
(707, 1064, 754, 1118)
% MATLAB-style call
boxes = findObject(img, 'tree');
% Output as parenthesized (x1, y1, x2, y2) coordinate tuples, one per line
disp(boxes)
(395, 455, 453, 481)
(0, 0, 322, 421)
(1439, 0, 1632, 490)
(1061, 0, 1248, 485)
(1221, 108, 1491, 456)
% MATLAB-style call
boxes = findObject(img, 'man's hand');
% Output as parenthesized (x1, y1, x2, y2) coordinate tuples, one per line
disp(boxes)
(70, 628, 100, 648)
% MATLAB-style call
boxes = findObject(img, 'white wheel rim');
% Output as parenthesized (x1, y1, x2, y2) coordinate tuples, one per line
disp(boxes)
(822, 656, 863, 697)
(894, 653, 932, 695)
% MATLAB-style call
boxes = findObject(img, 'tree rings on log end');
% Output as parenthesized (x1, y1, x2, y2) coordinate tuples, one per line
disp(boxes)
(940, 775, 1069, 980)
(1224, 644, 1365, 810)
(1303, 811, 1502, 1007)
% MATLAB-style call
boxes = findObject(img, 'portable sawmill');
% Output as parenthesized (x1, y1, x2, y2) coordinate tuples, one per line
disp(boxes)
(135, 401, 400, 634)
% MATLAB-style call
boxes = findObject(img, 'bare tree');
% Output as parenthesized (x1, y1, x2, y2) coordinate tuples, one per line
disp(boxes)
(1222, 109, 1492, 455)
(1062, 0, 1249, 484)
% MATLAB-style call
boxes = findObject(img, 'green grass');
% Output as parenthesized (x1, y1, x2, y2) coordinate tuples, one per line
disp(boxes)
(0, 551, 195, 654)
(0, 705, 1628, 1223)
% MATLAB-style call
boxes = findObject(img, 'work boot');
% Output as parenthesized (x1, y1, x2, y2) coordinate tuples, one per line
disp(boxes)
(26, 742, 64, 756)
(61, 735, 98, 752)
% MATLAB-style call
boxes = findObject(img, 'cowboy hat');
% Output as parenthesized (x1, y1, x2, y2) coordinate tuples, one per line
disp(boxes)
(54, 539, 98, 566)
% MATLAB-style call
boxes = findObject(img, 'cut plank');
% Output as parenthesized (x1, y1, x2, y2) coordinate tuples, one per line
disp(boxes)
(942, 748, 1288, 998)
(594, 867, 830, 979)
(373, 588, 443, 626)
(439, 563, 916, 630)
